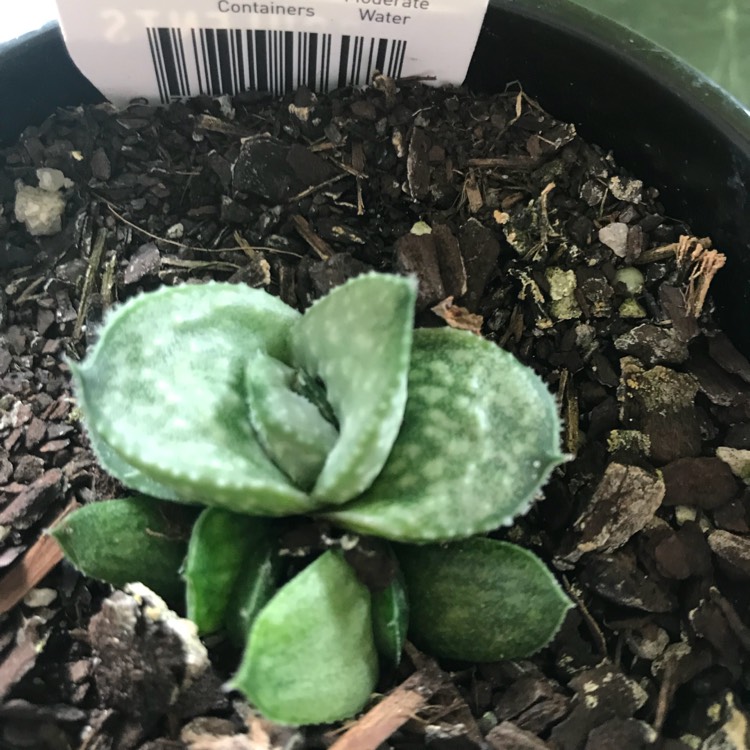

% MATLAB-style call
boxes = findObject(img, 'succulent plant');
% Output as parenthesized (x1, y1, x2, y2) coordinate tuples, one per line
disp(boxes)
(52, 272, 572, 725)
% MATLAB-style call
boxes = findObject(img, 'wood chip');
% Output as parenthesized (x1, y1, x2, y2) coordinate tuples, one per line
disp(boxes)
(0, 501, 78, 615)
(566, 463, 665, 561)
(464, 172, 483, 213)
(0, 617, 48, 701)
(328, 667, 444, 750)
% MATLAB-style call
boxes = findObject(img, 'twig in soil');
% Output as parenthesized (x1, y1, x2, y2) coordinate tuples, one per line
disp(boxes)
(559, 369, 580, 455)
(352, 142, 366, 216)
(323, 156, 367, 180)
(539, 181, 557, 250)
(100, 253, 118, 309)
(310, 140, 337, 153)
(327, 667, 445, 750)
(561, 576, 608, 658)
(287, 172, 353, 203)
(99, 197, 195, 250)
(73, 227, 107, 341)
(195, 113, 254, 137)
(0, 501, 80, 615)
(14, 277, 46, 306)
(653, 656, 676, 735)
(160, 256, 241, 271)
(98, 197, 302, 257)
(633, 240, 683, 265)
(634, 235, 710, 266)
(291, 215, 334, 260)
(466, 155, 541, 170)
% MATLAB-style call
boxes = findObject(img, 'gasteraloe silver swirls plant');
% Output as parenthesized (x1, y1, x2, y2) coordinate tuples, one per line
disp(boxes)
(52, 272, 572, 725)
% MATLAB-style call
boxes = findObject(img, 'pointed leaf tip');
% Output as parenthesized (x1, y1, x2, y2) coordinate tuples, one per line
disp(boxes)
(291, 273, 417, 505)
(245, 352, 338, 492)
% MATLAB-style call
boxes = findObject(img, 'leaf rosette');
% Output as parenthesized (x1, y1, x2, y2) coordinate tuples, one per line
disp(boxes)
(54, 272, 571, 725)
(70, 273, 563, 534)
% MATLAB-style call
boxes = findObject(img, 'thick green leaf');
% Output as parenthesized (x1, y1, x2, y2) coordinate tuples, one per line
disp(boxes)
(184, 509, 275, 635)
(231, 551, 378, 725)
(71, 283, 312, 516)
(371, 568, 409, 667)
(245, 352, 338, 492)
(85, 431, 182, 502)
(328, 328, 564, 541)
(225, 531, 282, 648)
(50, 497, 191, 603)
(291, 273, 416, 505)
(397, 538, 573, 661)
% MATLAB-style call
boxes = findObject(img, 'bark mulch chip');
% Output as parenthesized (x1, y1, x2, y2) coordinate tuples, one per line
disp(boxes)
(2, 78, 750, 748)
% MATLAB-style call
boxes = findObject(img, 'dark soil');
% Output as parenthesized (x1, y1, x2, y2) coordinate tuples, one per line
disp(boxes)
(1, 77, 750, 750)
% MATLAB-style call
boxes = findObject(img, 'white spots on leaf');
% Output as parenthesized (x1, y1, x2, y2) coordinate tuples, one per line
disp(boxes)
(421, 458, 444, 480)
(417, 387, 442, 407)
(419, 424, 448, 444)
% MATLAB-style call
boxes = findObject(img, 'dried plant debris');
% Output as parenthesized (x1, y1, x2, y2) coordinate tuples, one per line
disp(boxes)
(2, 76, 750, 747)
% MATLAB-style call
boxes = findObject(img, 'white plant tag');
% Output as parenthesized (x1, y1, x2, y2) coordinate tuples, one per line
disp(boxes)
(54, 0, 489, 107)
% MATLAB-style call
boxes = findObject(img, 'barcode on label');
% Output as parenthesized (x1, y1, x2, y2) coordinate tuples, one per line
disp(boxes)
(146, 27, 407, 103)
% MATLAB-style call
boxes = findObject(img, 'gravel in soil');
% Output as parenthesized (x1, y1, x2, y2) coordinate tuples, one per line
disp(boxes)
(1, 77, 750, 749)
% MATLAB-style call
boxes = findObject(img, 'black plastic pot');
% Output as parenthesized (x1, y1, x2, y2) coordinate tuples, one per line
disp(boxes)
(2, 0, 749, 351)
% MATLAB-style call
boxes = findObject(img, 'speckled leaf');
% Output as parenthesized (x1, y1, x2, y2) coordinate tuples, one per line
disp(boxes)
(231, 551, 378, 725)
(71, 283, 312, 516)
(225, 530, 282, 648)
(291, 273, 416, 505)
(397, 538, 573, 661)
(327, 328, 564, 542)
(50, 497, 192, 604)
(184, 508, 275, 635)
(86, 430, 181, 502)
(245, 352, 338, 492)
(371, 566, 409, 667)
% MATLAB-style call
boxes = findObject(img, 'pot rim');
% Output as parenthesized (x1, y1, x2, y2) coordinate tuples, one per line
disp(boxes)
(487, 0, 750, 144)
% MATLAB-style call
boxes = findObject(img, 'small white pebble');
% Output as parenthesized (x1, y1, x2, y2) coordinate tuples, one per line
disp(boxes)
(166, 222, 184, 240)
(36, 167, 73, 192)
(14, 183, 66, 236)
(23, 587, 58, 608)
(599, 222, 628, 257)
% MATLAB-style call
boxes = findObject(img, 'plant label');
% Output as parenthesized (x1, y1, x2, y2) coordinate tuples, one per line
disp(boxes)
(54, 0, 489, 107)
